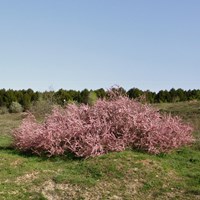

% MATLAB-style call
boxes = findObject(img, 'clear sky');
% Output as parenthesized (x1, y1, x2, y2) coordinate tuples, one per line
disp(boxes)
(0, 0, 199, 92)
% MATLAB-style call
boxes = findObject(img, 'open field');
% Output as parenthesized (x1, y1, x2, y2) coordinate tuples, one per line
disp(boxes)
(0, 102, 200, 200)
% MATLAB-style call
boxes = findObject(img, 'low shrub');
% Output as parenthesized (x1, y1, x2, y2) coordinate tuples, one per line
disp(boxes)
(9, 102, 23, 113)
(87, 91, 98, 106)
(12, 90, 194, 157)
(0, 106, 9, 114)
(29, 99, 53, 119)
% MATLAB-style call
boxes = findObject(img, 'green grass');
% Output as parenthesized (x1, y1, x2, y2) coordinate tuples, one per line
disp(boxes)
(0, 102, 200, 199)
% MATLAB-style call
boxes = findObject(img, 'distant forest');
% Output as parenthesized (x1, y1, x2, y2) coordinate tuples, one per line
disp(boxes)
(0, 87, 200, 112)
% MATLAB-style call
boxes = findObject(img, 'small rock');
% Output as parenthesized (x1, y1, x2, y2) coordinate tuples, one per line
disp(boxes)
(133, 167, 138, 172)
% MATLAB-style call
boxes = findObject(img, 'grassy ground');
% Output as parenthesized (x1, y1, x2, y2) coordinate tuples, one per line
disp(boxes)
(0, 102, 200, 200)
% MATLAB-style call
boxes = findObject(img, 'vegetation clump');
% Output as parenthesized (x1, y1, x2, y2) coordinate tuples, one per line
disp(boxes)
(12, 89, 194, 157)
(0, 106, 9, 114)
(9, 102, 23, 113)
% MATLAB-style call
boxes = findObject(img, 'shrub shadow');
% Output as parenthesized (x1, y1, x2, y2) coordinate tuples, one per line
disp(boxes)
(0, 144, 83, 162)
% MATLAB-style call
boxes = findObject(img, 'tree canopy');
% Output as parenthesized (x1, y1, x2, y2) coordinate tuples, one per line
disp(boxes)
(0, 87, 200, 112)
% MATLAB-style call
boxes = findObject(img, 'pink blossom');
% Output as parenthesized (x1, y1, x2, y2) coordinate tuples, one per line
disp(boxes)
(12, 91, 194, 157)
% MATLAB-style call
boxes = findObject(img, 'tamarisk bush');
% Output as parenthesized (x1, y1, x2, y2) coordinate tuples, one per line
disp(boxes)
(12, 91, 194, 157)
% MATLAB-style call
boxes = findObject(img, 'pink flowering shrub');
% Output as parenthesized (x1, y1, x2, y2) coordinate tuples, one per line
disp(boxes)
(12, 92, 194, 157)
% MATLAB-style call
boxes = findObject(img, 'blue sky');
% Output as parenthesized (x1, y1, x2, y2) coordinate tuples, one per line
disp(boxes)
(0, 0, 199, 92)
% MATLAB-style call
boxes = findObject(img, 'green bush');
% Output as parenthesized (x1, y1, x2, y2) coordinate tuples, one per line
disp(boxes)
(87, 91, 97, 106)
(0, 106, 9, 114)
(9, 102, 23, 113)
(29, 99, 53, 118)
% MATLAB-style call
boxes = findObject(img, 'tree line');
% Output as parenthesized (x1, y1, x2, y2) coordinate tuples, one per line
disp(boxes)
(0, 87, 200, 112)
